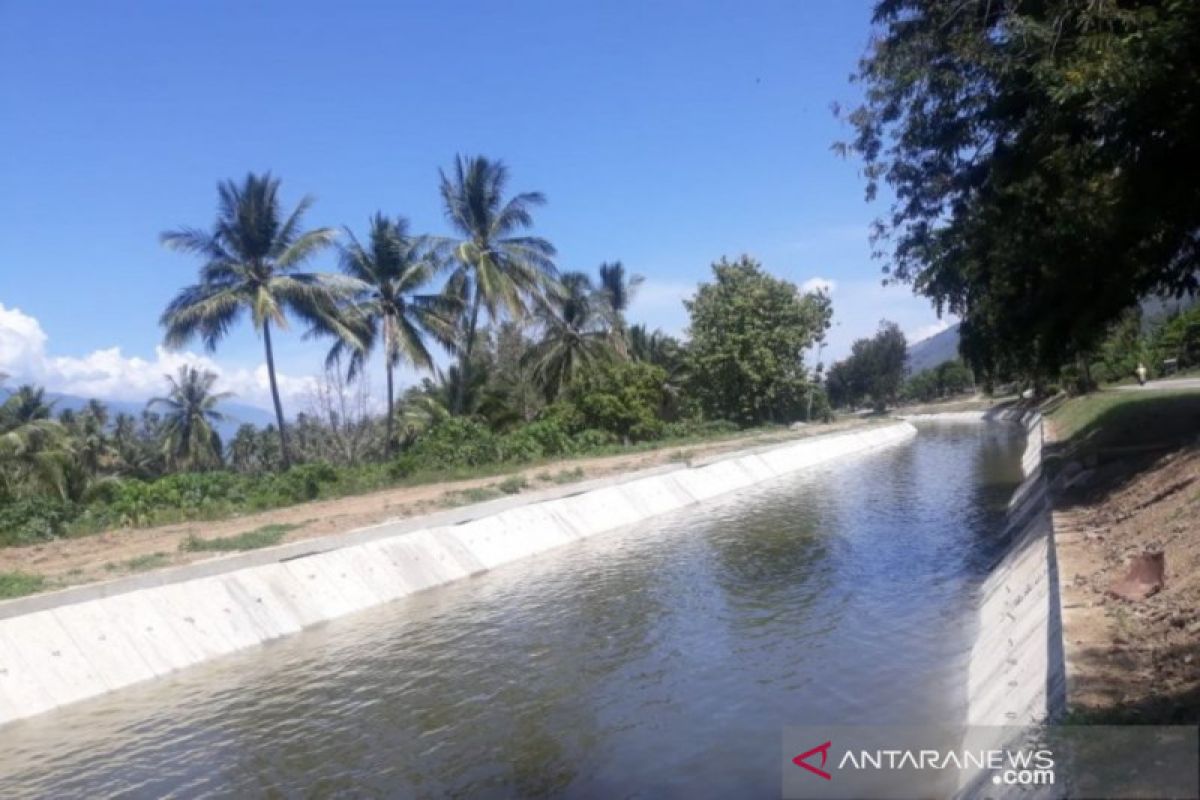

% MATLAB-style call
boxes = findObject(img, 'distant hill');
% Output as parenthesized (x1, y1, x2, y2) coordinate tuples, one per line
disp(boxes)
(0, 388, 275, 440)
(906, 324, 961, 374)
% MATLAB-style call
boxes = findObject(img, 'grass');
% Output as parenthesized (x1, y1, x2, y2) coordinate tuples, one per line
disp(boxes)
(545, 467, 585, 484)
(1048, 390, 1200, 450)
(440, 486, 504, 508)
(497, 475, 527, 495)
(180, 522, 300, 553)
(106, 552, 170, 573)
(0, 570, 46, 599)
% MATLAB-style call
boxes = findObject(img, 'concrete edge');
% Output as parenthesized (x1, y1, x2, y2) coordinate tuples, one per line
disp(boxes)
(0, 421, 918, 726)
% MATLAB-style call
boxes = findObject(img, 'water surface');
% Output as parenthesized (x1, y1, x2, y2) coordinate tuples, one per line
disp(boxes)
(1, 423, 1023, 798)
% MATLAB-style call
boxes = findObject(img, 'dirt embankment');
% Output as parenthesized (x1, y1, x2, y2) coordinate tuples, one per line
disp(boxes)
(1052, 427, 1200, 722)
(0, 419, 872, 594)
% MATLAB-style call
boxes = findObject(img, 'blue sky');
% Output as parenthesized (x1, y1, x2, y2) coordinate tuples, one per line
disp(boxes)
(0, 0, 950, 411)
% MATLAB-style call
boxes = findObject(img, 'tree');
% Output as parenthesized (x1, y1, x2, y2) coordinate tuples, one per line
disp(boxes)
(160, 172, 355, 467)
(829, 321, 908, 411)
(561, 360, 669, 443)
(629, 324, 690, 419)
(685, 256, 832, 425)
(527, 271, 614, 401)
(0, 384, 68, 500)
(902, 359, 974, 403)
(148, 366, 231, 470)
(437, 155, 557, 414)
(327, 214, 458, 453)
(596, 261, 643, 353)
(842, 0, 1200, 385)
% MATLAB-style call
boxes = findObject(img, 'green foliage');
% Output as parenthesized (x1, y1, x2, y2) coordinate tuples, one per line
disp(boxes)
(827, 321, 908, 410)
(562, 360, 669, 442)
(497, 475, 527, 495)
(438, 155, 557, 414)
(570, 428, 618, 450)
(148, 366, 230, 470)
(181, 523, 298, 552)
(160, 172, 348, 467)
(659, 419, 740, 439)
(1149, 305, 1200, 373)
(111, 553, 170, 572)
(0, 571, 46, 599)
(497, 419, 573, 462)
(845, 1, 1200, 383)
(901, 360, 975, 404)
(543, 467, 585, 485)
(441, 486, 503, 507)
(0, 496, 77, 546)
(685, 256, 831, 424)
(406, 418, 500, 469)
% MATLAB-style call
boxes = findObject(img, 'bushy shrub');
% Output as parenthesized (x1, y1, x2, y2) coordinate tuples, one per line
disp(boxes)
(563, 361, 668, 443)
(497, 475, 527, 494)
(497, 419, 572, 462)
(570, 428, 618, 451)
(388, 454, 419, 479)
(660, 418, 740, 439)
(407, 418, 500, 468)
(0, 496, 79, 546)
(262, 462, 339, 504)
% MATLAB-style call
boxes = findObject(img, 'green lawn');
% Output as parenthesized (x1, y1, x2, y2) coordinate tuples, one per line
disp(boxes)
(1048, 389, 1200, 449)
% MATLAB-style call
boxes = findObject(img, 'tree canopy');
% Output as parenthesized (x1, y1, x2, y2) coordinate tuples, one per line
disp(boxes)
(826, 321, 908, 411)
(843, 0, 1200, 386)
(684, 256, 832, 425)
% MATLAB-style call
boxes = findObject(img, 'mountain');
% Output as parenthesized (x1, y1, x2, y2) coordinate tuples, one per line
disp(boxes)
(0, 388, 275, 440)
(906, 324, 961, 375)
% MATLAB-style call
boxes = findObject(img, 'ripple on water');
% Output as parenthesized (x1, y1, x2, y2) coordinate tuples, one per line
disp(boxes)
(1, 423, 1024, 798)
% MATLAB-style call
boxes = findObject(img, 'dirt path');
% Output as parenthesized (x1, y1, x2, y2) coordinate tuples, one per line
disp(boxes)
(1, 420, 873, 593)
(1049, 418, 1200, 722)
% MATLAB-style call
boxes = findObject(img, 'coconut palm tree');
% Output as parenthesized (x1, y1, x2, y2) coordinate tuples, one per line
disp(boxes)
(148, 366, 231, 470)
(596, 261, 643, 353)
(437, 155, 557, 413)
(324, 213, 458, 453)
(0, 384, 70, 500)
(526, 272, 613, 401)
(159, 172, 356, 468)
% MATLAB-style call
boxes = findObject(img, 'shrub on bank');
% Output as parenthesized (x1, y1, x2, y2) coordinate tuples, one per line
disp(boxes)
(0, 496, 78, 546)
(0, 410, 764, 547)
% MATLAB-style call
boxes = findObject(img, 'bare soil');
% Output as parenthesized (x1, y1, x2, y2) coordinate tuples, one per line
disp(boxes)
(0, 420, 872, 594)
(1051, 421, 1200, 722)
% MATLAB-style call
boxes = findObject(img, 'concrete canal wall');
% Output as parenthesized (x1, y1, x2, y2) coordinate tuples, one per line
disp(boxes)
(963, 410, 1066, 729)
(903, 409, 1066, 798)
(907, 408, 1066, 725)
(0, 422, 917, 727)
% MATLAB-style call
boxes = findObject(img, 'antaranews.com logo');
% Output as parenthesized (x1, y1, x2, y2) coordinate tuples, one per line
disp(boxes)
(781, 725, 1198, 800)
(792, 739, 1053, 786)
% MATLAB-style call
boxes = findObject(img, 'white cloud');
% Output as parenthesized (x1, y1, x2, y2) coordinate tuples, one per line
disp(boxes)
(629, 278, 694, 335)
(0, 302, 315, 411)
(907, 318, 953, 345)
(633, 278, 694, 311)
(800, 276, 837, 295)
(814, 280, 957, 362)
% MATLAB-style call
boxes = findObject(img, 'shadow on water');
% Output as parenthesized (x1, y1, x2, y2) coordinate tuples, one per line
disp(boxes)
(0, 424, 1027, 798)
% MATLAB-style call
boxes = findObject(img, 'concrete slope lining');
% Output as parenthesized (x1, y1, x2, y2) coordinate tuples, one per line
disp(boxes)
(0, 422, 917, 726)
(911, 410, 1066, 798)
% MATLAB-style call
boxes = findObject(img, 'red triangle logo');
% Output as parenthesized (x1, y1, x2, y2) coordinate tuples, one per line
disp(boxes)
(793, 740, 833, 780)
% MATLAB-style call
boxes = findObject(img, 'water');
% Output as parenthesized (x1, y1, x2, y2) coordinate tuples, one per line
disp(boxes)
(1, 423, 1024, 798)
